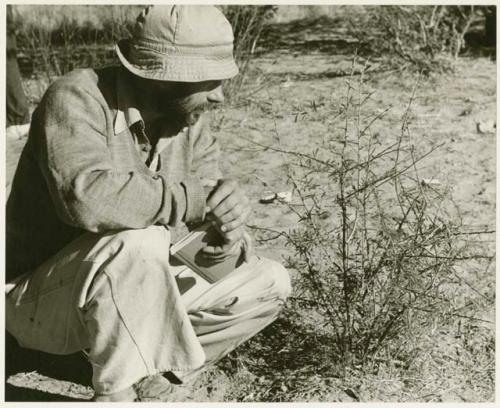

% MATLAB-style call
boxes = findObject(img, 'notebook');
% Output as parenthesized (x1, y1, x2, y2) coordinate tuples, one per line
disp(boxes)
(170, 222, 245, 283)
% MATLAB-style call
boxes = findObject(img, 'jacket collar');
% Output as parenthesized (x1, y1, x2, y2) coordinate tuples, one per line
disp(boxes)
(113, 68, 144, 135)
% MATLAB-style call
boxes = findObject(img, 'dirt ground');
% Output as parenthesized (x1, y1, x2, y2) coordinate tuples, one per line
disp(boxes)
(4, 16, 496, 402)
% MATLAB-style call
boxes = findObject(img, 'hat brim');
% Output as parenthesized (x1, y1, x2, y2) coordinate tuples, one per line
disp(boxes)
(116, 40, 239, 83)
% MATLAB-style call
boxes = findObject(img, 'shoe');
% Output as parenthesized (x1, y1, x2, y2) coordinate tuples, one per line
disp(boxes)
(133, 374, 175, 402)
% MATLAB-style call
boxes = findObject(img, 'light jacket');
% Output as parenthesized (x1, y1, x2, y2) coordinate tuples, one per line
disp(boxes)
(6, 65, 221, 281)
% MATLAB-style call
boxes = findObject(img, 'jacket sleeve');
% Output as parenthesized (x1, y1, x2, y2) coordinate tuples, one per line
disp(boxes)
(31, 82, 207, 233)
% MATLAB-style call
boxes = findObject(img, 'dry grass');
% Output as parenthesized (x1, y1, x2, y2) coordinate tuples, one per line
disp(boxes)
(11, 5, 355, 28)
(12, 5, 141, 30)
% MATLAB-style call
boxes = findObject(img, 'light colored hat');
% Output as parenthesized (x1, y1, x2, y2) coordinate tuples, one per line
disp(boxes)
(116, 5, 239, 82)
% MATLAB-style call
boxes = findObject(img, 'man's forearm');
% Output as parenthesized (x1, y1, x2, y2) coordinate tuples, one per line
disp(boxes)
(45, 166, 208, 232)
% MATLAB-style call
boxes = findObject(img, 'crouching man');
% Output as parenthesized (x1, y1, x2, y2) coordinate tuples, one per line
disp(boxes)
(5, 5, 291, 402)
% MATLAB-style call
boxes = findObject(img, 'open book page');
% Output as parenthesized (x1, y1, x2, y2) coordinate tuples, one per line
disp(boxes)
(170, 222, 244, 283)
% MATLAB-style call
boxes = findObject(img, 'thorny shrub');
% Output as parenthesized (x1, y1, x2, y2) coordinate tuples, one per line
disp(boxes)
(245, 62, 493, 379)
(352, 6, 480, 74)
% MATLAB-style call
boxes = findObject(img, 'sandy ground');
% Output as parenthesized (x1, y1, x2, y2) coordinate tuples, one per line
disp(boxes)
(4, 19, 495, 402)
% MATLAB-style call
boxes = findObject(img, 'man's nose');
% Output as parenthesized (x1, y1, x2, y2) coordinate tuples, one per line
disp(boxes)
(207, 85, 225, 104)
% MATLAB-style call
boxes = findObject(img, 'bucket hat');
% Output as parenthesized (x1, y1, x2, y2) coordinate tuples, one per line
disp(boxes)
(116, 5, 239, 82)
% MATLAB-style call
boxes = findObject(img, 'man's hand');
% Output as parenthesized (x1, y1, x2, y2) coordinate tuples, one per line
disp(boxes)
(201, 179, 253, 262)
(205, 179, 251, 240)
(201, 229, 254, 263)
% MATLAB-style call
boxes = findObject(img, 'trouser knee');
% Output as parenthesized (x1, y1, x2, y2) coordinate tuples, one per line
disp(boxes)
(259, 258, 292, 301)
(84, 225, 171, 305)
(103, 225, 170, 260)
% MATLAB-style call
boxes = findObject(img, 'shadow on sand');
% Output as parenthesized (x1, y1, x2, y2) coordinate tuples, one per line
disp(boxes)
(5, 331, 92, 401)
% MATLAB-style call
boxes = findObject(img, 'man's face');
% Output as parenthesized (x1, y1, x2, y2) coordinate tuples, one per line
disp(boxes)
(134, 76, 225, 125)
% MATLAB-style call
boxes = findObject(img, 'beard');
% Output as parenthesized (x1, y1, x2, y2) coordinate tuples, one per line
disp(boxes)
(160, 97, 210, 127)
(183, 105, 208, 126)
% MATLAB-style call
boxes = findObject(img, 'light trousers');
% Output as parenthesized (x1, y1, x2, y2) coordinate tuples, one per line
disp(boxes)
(6, 226, 291, 395)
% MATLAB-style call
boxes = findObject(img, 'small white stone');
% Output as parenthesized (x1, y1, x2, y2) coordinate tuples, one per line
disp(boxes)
(259, 191, 277, 204)
(276, 190, 293, 203)
(421, 178, 441, 187)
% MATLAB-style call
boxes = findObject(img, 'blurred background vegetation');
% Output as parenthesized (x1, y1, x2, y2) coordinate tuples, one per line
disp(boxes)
(8, 4, 495, 102)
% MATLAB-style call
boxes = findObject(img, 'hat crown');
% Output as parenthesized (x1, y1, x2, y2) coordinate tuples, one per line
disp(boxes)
(115, 5, 239, 82)
(133, 5, 234, 47)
